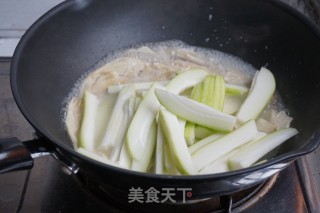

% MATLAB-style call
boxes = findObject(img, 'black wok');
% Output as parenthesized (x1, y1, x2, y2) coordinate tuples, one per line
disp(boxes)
(1, 0, 320, 204)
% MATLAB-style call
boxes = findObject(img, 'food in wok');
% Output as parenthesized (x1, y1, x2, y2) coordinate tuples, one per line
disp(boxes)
(65, 41, 297, 175)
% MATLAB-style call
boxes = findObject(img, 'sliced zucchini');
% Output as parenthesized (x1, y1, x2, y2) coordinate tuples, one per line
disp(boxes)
(130, 120, 157, 172)
(166, 69, 208, 94)
(212, 75, 225, 110)
(188, 133, 224, 155)
(192, 120, 258, 171)
(155, 89, 236, 132)
(236, 67, 276, 123)
(190, 83, 203, 101)
(229, 128, 298, 170)
(184, 122, 196, 146)
(184, 83, 203, 145)
(223, 94, 245, 115)
(200, 76, 212, 106)
(225, 83, 249, 96)
(197, 131, 266, 173)
(159, 109, 196, 175)
(163, 142, 180, 175)
(199, 150, 238, 174)
(94, 94, 117, 145)
(109, 95, 137, 162)
(78, 91, 99, 151)
(118, 138, 132, 169)
(126, 84, 160, 161)
(195, 125, 216, 139)
(155, 123, 165, 174)
(99, 86, 135, 159)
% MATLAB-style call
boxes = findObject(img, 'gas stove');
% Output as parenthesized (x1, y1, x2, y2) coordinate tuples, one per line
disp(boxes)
(1, 0, 320, 212)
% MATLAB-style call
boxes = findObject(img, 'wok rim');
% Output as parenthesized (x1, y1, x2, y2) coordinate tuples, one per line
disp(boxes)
(10, 0, 320, 181)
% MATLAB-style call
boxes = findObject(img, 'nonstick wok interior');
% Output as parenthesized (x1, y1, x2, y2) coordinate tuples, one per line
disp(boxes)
(11, 0, 320, 182)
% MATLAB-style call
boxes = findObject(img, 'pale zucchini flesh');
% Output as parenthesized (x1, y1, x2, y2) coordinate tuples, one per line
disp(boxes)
(199, 131, 267, 174)
(188, 133, 224, 155)
(155, 89, 237, 132)
(190, 83, 203, 101)
(130, 120, 157, 172)
(163, 142, 180, 175)
(126, 84, 160, 161)
(184, 83, 202, 145)
(237, 67, 276, 123)
(109, 95, 137, 162)
(94, 94, 117, 145)
(223, 94, 245, 115)
(200, 76, 212, 105)
(213, 75, 225, 110)
(118, 139, 132, 169)
(166, 69, 208, 94)
(155, 123, 165, 174)
(229, 128, 298, 170)
(99, 86, 135, 159)
(192, 120, 258, 171)
(195, 125, 215, 139)
(159, 109, 196, 175)
(78, 91, 99, 151)
(183, 75, 225, 145)
(184, 122, 196, 146)
(199, 150, 238, 174)
(225, 83, 249, 95)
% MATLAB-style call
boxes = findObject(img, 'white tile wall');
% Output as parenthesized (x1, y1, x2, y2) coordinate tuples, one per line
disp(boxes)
(0, 38, 19, 56)
(0, 0, 64, 56)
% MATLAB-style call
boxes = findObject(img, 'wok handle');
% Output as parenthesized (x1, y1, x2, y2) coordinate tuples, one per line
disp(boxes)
(0, 137, 33, 174)
(0, 137, 53, 174)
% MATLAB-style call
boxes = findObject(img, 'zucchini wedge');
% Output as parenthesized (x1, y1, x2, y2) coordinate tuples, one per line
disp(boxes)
(130, 120, 157, 172)
(188, 133, 224, 155)
(155, 123, 165, 174)
(225, 83, 249, 96)
(166, 69, 208, 94)
(195, 125, 215, 139)
(237, 67, 276, 123)
(184, 82, 202, 145)
(159, 109, 196, 175)
(99, 86, 135, 159)
(78, 91, 99, 151)
(155, 89, 236, 132)
(126, 84, 160, 161)
(192, 120, 258, 171)
(229, 128, 298, 170)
